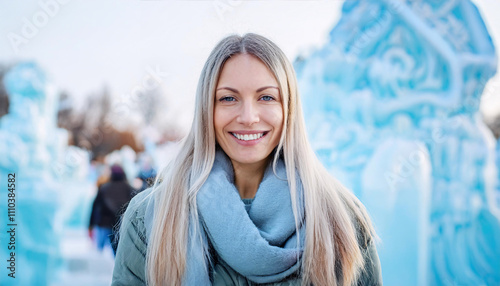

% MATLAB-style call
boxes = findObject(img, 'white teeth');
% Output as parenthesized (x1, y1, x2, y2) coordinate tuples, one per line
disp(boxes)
(232, 133, 264, 141)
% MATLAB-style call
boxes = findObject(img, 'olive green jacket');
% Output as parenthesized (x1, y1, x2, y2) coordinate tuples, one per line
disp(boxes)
(112, 189, 383, 286)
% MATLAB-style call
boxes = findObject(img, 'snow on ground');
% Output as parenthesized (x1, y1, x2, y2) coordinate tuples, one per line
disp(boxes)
(51, 228, 114, 286)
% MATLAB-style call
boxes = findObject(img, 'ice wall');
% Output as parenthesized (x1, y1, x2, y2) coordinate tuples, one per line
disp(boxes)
(0, 62, 68, 285)
(295, 0, 500, 285)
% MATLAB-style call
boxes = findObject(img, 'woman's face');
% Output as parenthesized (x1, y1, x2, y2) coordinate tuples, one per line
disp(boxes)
(214, 53, 283, 169)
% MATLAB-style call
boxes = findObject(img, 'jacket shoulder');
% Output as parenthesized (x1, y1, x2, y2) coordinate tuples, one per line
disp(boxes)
(111, 188, 155, 286)
(128, 187, 155, 219)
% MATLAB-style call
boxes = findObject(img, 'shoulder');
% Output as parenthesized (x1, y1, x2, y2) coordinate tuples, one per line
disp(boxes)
(355, 220, 373, 251)
(125, 187, 155, 219)
(98, 181, 112, 192)
(356, 238, 383, 286)
(117, 187, 155, 244)
(112, 188, 154, 285)
(345, 202, 374, 251)
(353, 218, 383, 285)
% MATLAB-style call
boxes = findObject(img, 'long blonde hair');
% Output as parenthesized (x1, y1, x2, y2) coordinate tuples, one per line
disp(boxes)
(144, 33, 375, 286)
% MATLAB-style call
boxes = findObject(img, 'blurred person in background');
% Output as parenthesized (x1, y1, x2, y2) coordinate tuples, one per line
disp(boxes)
(89, 164, 136, 256)
(90, 157, 111, 188)
(135, 154, 157, 192)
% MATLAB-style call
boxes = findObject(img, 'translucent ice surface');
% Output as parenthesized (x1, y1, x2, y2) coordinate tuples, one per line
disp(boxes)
(296, 0, 500, 285)
(0, 62, 86, 286)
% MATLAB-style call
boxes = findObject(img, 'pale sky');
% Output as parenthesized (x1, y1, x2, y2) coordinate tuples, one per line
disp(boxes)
(0, 0, 499, 128)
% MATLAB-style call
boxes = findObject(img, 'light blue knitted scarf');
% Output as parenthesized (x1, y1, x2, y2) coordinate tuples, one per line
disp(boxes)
(182, 150, 306, 285)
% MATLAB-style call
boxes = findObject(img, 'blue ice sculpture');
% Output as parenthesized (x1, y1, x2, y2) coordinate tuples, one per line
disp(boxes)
(295, 0, 500, 285)
(0, 62, 68, 285)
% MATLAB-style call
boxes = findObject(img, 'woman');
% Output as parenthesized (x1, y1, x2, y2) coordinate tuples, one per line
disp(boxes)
(112, 33, 382, 286)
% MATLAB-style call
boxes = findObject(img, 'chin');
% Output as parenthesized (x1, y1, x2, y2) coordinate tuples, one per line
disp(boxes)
(229, 152, 270, 165)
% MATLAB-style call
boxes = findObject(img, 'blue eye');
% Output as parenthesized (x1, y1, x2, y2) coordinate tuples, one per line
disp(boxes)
(260, 95, 274, 101)
(219, 96, 236, 102)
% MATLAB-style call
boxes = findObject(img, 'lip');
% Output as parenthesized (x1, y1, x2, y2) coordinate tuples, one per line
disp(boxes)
(229, 130, 269, 134)
(228, 130, 269, 146)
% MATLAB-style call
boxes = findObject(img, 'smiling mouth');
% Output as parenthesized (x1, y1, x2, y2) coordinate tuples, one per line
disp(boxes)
(230, 132, 269, 141)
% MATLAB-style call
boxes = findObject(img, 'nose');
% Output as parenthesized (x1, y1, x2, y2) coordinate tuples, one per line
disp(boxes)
(237, 100, 259, 126)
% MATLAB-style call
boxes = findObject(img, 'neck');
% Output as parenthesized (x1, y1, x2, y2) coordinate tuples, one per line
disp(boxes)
(231, 158, 270, 199)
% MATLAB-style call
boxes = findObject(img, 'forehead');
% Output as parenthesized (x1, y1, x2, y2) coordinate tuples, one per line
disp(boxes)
(216, 54, 278, 89)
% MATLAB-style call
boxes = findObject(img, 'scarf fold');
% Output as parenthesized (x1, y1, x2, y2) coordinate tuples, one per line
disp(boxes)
(184, 150, 306, 284)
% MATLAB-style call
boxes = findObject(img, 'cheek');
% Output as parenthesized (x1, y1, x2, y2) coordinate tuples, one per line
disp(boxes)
(213, 108, 224, 133)
(269, 106, 284, 130)
(213, 108, 233, 144)
(213, 112, 222, 146)
(262, 106, 284, 138)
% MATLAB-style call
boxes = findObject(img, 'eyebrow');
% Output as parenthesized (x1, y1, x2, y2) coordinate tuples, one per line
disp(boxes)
(216, 86, 279, 93)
